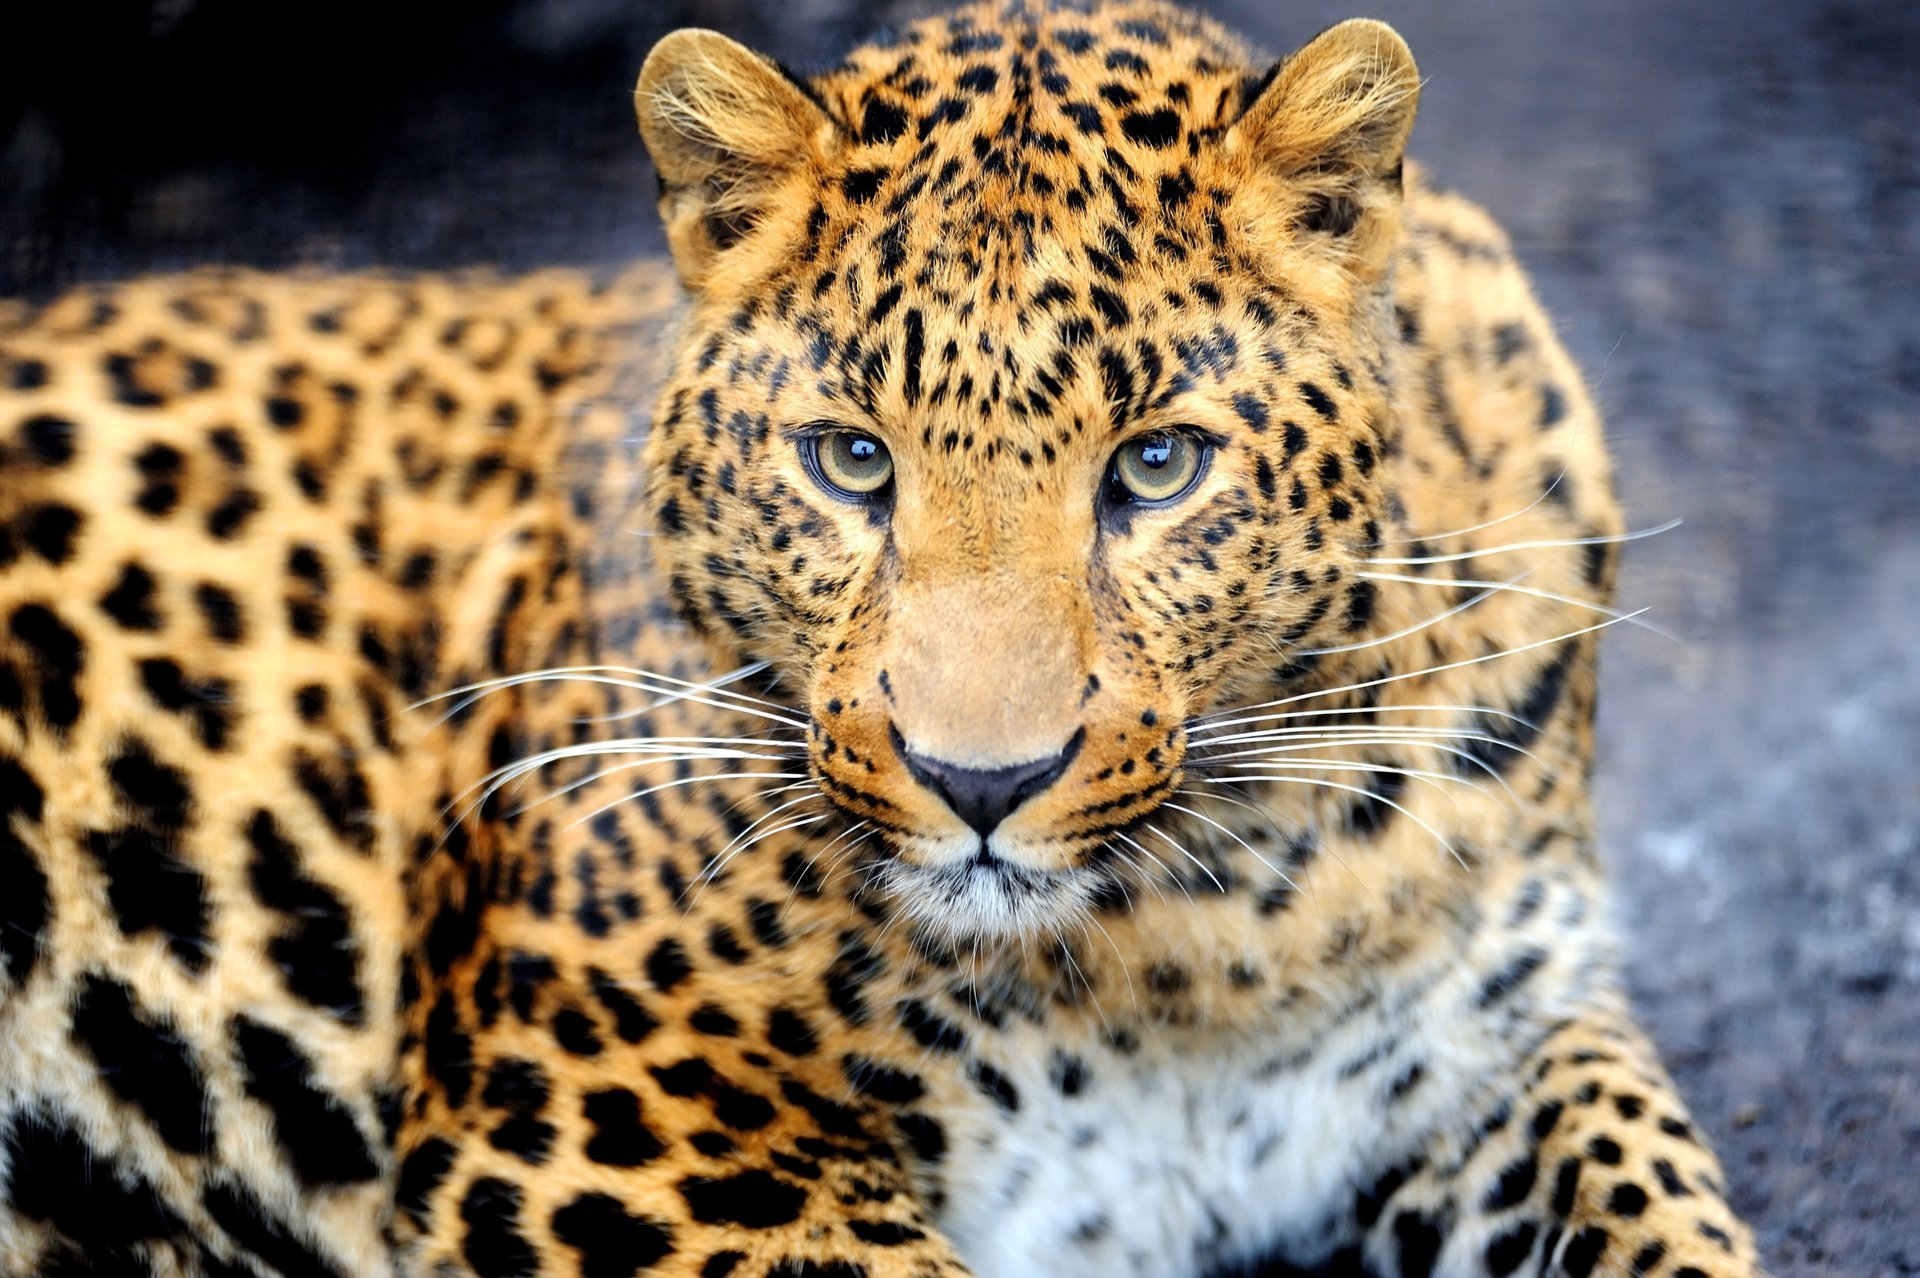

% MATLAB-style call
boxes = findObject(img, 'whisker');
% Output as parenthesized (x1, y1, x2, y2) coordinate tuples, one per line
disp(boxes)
(1369, 473, 1566, 545)
(1192, 701, 1539, 734)
(1361, 518, 1681, 566)
(1188, 735, 1525, 805)
(697, 790, 832, 881)
(1201, 774, 1460, 868)
(1098, 844, 1167, 909)
(427, 738, 804, 857)
(1198, 759, 1485, 819)
(1096, 847, 1151, 908)
(1293, 578, 1515, 657)
(702, 809, 834, 887)
(412, 663, 805, 730)
(564, 773, 812, 837)
(1203, 611, 1645, 718)
(635, 662, 788, 709)
(1113, 833, 1194, 904)
(1193, 731, 1537, 776)
(467, 738, 804, 816)
(1052, 935, 1111, 1031)
(686, 803, 832, 906)
(1175, 786, 1372, 908)
(1357, 570, 1673, 639)
(1142, 822, 1227, 894)
(1193, 723, 1535, 750)
(511, 764, 806, 820)
(1082, 914, 1139, 1016)
(481, 735, 804, 788)
(574, 660, 781, 724)
(1161, 800, 1298, 894)
(783, 824, 877, 922)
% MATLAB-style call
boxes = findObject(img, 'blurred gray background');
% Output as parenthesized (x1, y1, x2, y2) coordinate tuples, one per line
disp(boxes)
(4, 0, 1915, 1271)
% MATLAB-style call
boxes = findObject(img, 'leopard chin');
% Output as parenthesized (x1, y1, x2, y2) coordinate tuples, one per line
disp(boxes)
(871, 842, 1113, 942)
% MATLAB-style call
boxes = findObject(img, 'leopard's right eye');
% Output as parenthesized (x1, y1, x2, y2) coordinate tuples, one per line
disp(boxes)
(1107, 431, 1209, 507)
(802, 430, 895, 503)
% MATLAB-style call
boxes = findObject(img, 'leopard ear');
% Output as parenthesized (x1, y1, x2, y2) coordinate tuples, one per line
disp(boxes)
(635, 30, 834, 289)
(1230, 20, 1419, 267)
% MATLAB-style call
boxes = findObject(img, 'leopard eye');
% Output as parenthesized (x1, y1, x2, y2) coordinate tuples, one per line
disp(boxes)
(804, 430, 894, 502)
(1109, 431, 1208, 505)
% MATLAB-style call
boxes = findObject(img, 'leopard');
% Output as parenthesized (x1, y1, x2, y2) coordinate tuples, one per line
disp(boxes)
(0, 3, 1767, 1277)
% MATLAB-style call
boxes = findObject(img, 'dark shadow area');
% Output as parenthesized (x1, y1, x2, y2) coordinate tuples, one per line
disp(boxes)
(5, 1, 1915, 1272)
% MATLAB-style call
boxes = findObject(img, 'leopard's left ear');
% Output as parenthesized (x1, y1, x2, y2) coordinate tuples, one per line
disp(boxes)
(1229, 20, 1420, 271)
(635, 29, 835, 289)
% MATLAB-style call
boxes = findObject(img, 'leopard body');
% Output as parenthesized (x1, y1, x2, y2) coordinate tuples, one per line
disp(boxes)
(0, 5, 1764, 1278)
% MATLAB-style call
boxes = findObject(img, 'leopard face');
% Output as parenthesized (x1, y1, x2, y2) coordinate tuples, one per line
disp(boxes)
(636, 3, 1418, 936)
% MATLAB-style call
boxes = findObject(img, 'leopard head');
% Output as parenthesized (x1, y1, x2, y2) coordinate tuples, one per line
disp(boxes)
(634, 2, 1419, 936)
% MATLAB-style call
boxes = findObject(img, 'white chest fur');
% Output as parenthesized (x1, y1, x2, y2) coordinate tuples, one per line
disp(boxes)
(930, 980, 1497, 1278)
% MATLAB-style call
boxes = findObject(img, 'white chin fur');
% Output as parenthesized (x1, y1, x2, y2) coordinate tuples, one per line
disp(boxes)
(877, 852, 1100, 942)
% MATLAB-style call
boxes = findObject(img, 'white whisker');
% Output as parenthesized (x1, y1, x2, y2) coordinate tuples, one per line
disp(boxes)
(1143, 822, 1227, 894)
(1357, 570, 1673, 639)
(575, 660, 781, 724)
(1081, 915, 1139, 1017)
(1200, 759, 1485, 818)
(687, 804, 832, 905)
(481, 735, 803, 791)
(1099, 844, 1168, 908)
(784, 823, 876, 919)
(697, 790, 833, 878)
(1113, 833, 1194, 904)
(1370, 474, 1566, 545)
(426, 737, 804, 858)
(1189, 734, 1525, 804)
(1195, 723, 1534, 751)
(1052, 936, 1110, 1031)
(1161, 801, 1298, 894)
(412, 663, 804, 729)
(1179, 787, 1372, 906)
(1206, 611, 1644, 718)
(1193, 701, 1538, 734)
(1201, 774, 1460, 868)
(466, 739, 803, 817)
(511, 764, 805, 820)
(1293, 578, 1516, 657)
(1361, 519, 1680, 566)
(565, 772, 812, 837)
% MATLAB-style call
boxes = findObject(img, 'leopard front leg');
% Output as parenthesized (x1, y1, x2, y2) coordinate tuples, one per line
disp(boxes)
(392, 895, 977, 1278)
(1357, 1000, 1763, 1278)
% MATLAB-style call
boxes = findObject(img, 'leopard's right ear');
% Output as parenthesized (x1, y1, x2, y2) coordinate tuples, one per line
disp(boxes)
(635, 30, 835, 289)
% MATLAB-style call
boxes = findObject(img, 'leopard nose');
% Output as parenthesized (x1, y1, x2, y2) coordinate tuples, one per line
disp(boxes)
(891, 727, 1084, 837)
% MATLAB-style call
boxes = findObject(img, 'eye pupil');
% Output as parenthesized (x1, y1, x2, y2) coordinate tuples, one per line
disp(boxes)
(1139, 439, 1173, 468)
(849, 438, 877, 462)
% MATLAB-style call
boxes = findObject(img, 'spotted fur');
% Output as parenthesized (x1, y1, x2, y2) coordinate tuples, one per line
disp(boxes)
(0, 4, 1761, 1277)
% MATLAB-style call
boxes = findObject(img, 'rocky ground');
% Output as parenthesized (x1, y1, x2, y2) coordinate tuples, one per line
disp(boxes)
(4, 0, 1915, 1271)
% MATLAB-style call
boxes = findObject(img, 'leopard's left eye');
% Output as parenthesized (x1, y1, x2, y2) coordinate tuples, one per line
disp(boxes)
(1108, 432, 1209, 505)
(803, 430, 894, 502)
